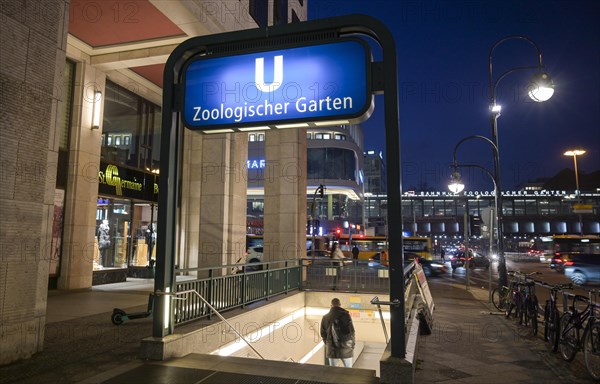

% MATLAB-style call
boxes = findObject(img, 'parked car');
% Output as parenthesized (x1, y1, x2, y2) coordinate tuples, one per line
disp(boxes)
(243, 246, 264, 271)
(564, 254, 600, 285)
(450, 251, 490, 270)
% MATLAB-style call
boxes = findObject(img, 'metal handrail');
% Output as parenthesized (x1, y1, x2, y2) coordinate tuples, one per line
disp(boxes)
(370, 296, 400, 344)
(173, 289, 266, 360)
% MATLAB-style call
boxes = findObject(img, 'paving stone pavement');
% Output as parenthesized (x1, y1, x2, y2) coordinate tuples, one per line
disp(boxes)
(0, 303, 153, 384)
(1, 277, 598, 383)
(414, 277, 597, 383)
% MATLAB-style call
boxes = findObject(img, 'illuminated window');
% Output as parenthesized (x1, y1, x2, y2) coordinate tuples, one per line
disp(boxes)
(101, 81, 161, 171)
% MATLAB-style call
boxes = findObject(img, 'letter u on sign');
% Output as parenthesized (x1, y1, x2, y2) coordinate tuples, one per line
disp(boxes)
(255, 55, 283, 92)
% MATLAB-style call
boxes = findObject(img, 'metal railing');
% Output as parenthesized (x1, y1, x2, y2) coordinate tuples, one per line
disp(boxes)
(174, 260, 301, 326)
(173, 258, 416, 326)
(299, 258, 402, 293)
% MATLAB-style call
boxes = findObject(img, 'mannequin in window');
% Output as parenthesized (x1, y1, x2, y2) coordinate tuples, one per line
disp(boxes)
(145, 223, 156, 266)
(97, 219, 110, 267)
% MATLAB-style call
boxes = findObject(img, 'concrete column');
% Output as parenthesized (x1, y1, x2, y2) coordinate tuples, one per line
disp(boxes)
(193, 133, 248, 273)
(179, 130, 203, 273)
(0, 0, 69, 364)
(58, 62, 105, 289)
(263, 129, 307, 261)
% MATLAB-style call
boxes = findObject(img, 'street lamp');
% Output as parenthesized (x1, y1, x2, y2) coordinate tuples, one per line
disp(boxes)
(448, 171, 465, 194)
(564, 149, 586, 235)
(489, 35, 554, 288)
(449, 136, 499, 299)
(564, 149, 586, 196)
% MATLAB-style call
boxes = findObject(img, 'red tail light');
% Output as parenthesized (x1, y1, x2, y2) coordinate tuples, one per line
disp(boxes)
(564, 261, 574, 266)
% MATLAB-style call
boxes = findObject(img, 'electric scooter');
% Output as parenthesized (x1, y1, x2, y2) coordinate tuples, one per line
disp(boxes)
(111, 293, 155, 325)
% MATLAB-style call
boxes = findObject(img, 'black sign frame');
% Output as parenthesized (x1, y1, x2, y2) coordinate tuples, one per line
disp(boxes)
(156, 14, 405, 359)
(181, 37, 374, 131)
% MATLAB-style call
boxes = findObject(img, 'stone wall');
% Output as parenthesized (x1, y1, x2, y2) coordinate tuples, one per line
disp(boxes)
(0, 0, 69, 365)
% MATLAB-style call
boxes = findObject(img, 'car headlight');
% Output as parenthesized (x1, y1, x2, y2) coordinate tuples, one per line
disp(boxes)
(491, 253, 498, 260)
(430, 263, 444, 268)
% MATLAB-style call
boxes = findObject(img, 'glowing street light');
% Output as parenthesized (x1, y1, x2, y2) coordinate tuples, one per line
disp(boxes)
(564, 149, 586, 197)
(449, 138, 499, 297)
(448, 171, 465, 194)
(488, 35, 554, 288)
(528, 72, 555, 102)
(564, 149, 586, 235)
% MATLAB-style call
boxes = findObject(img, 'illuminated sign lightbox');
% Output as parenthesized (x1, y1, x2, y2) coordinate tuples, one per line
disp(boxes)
(183, 39, 372, 131)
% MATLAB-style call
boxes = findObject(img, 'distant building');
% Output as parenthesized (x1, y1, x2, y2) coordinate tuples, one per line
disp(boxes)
(364, 178, 600, 250)
(247, 124, 365, 234)
(363, 150, 387, 194)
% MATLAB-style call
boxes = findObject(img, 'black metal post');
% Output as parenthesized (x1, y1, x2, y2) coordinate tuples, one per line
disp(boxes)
(154, 15, 404, 357)
(451, 136, 500, 288)
(488, 35, 549, 289)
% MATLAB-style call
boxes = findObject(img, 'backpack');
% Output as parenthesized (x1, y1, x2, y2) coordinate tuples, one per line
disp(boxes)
(329, 316, 350, 346)
(329, 320, 340, 347)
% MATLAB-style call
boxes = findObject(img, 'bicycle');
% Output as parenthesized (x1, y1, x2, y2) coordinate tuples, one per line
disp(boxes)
(505, 280, 524, 321)
(542, 282, 572, 352)
(520, 279, 540, 335)
(505, 272, 540, 334)
(559, 290, 600, 380)
(492, 271, 518, 311)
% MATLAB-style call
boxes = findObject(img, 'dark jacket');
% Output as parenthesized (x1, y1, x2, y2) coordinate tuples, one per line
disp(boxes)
(320, 306, 356, 359)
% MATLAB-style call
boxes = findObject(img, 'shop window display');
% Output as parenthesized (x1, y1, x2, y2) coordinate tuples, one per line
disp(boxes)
(94, 199, 157, 270)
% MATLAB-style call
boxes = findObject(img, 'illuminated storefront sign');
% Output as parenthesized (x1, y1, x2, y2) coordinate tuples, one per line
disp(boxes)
(183, 39, 372, 130)
(247, 159, 266, 169)
(98, 162, 159, 202)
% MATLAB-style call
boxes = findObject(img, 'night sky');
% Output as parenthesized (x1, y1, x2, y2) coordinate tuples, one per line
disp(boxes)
(308, 0, 600, 192)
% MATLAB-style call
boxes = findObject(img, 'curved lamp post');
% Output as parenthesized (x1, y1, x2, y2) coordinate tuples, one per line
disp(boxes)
(489, 35, 555, 288)
(564, 149, 586, 235)
(449, 135, 499, 296)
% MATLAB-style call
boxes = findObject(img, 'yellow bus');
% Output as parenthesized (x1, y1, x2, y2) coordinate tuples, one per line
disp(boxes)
(337, 235, 433, 261)
(338, 235, 387, 260)
(403, 236, 433, 260)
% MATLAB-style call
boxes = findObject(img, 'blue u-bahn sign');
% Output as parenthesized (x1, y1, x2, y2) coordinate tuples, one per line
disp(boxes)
(183, 39, 372, 131)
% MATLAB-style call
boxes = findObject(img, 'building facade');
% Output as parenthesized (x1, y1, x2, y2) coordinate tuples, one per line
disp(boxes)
(247, 124, 366, 235)
(365, 189, 600, 252)
(1, 0, 308, 365)
(363, 150, 387, 194)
